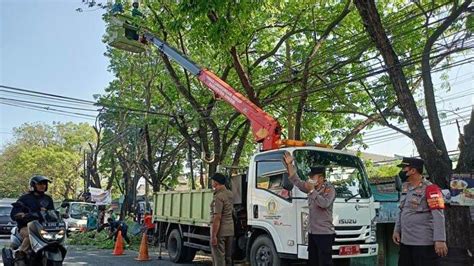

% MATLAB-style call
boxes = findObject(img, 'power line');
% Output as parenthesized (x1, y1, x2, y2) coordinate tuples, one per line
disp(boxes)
(364, 114, 471, 146)
(263, 41, 473, 104)
(363, 108, 472, 141)
(0, 84, 174, 118)
(0, 97, 100, 112)
(362, 104, 473, 138)
(0, 85, 96, 104)
(0, 102, 97, 120)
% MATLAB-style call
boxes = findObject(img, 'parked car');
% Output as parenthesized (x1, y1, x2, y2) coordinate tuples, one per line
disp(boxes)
(0, 204, 16, 236)
(59, 201, 97, 234)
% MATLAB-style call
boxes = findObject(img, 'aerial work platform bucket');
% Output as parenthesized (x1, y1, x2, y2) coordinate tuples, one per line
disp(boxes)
(106, 16, 146, 53)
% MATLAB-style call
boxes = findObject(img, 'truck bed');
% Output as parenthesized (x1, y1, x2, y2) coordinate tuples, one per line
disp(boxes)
(152, 190, 213, 227)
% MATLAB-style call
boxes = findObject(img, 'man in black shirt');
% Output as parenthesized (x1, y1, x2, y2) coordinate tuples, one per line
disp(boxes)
(10, 175, 55, 258)
(105, 218, 131, 245)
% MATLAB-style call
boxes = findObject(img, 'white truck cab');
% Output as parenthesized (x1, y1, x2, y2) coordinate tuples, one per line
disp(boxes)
(246, 147, 378, 261)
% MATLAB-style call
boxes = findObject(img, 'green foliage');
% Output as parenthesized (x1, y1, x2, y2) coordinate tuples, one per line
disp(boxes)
(365, 160, 400, 181)
(66, 219, 143, 250)
(467, 14, 474, 33)
(0, 122, 95, 199)
(67, 230, 115, 249)
(93, 0, 470, 188)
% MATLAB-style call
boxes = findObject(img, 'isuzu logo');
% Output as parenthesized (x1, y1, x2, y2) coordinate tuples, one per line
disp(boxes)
(339, 219, 357, 224)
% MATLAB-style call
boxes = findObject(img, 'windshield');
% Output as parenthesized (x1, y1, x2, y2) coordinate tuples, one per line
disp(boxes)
(293, 149, 371, 199)
(70, 203, 97, 219)
(0, 206, 11, 216)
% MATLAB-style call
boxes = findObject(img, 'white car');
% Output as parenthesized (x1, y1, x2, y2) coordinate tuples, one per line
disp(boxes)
(59, 202, 97, 234)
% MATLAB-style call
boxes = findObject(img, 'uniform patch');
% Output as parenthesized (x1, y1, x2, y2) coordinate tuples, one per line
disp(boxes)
(426, 184, 445, 210)
(409, 197, 422, 209)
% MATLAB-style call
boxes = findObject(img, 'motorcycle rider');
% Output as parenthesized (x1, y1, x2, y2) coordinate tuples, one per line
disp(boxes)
(10, 175, 55, 263)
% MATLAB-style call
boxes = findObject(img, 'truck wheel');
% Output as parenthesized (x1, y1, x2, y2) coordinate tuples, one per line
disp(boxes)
(183, 248, 196, 262)
(167, 229, 187, 263)
(250, 235, 282, 266)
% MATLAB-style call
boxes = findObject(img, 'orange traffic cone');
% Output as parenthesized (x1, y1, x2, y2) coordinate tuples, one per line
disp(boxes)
(112, 230, 125, 255)
(135, 232, 151, 261)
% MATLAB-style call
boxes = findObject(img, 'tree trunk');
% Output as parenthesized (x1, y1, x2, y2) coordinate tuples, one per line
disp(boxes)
(353, 0, 468, 260)
(353, 0, 452, 188)
(456, 110, 474, 173)
(188, 142, 196, 189)
(455, 110, 474, 259)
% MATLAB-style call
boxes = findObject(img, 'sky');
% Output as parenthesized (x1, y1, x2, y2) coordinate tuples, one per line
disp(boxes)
(0, 0, 472, 159)
(0, 0, 112, 144)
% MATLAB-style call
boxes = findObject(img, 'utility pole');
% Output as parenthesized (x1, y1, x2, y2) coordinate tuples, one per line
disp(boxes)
(188, 142, 196, 189)
(83, 151, 86, 193)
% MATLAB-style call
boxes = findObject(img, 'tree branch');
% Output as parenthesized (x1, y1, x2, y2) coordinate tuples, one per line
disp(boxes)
(421, 0, 471, 160)
(359, 81, 412, 138)
(230, 46, 260, 106)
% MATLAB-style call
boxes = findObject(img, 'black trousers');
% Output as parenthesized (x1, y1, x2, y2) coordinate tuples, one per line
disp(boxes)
(398, 243, 440, 266)
(308, 233, 335, 266)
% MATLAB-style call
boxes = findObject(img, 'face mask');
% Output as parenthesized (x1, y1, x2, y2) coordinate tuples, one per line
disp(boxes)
(398, 170, 409, 182)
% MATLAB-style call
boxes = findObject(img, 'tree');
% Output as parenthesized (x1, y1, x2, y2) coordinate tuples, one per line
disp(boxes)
(0, 122, 95, 199)
(354, 0, 472, 258)
(97, 1, 379, 184)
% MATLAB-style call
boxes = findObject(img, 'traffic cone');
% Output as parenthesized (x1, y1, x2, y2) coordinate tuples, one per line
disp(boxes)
(112, 230, 125, 255)
(135, 232, 151, 261)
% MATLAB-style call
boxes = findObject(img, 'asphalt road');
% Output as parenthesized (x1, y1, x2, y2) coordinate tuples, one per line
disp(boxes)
(0, 236, 212, 266)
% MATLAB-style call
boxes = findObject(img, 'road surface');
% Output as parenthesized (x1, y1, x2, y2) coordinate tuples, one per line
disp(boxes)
(0, 236, 212, 265)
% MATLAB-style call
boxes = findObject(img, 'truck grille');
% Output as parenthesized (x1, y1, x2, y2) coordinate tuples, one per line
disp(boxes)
(335, 226, 363, 231)
(334, 225, 370, 244)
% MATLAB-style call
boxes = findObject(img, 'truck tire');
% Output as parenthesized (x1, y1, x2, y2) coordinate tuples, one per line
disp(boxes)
(183, 247, 197, 262)
(167, 229, 186, 263)
(250, 235, 283, 266)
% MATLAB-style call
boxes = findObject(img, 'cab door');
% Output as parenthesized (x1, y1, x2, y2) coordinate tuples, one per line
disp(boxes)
(248, 151, 298, 255)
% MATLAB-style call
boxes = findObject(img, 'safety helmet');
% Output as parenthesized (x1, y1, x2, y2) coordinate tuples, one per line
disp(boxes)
(29, 175, 52, 192)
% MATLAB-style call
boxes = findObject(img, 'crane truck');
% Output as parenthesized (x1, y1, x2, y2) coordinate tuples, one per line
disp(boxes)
(106, 14, 378, 265)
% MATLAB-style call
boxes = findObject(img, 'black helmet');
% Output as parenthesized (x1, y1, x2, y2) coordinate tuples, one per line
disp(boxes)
(29, 175, 52, 192)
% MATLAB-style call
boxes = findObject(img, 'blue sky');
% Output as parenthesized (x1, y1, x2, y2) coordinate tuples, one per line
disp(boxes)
(0, 0, 111, 144)
(0, 0, 472, 158)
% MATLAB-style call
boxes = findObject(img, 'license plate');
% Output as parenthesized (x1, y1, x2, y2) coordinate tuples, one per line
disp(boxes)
(339, 245, 360, 256)
(44, 222, 65, 229)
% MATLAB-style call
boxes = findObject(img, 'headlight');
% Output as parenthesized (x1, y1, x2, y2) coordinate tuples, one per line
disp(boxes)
(55, 229, 65, 240)
(40, 230, 54, 240)
(365, 218, 377, 243)
(41, 229, 65, 240)
(301, 212, 309, 245)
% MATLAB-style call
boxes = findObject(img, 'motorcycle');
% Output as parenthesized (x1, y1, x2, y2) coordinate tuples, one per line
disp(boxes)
(1, 203, 67, 266)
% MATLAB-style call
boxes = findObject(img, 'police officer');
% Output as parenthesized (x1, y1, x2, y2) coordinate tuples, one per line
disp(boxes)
(393, 157, 448, 266)
(210, 173, 234, 266)
(283, 152, 336, 266)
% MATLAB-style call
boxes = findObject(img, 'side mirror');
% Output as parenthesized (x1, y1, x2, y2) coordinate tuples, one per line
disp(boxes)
(62, 213, 69, 219)
(60, 202, 69, 208)
(394, 175, 402, 192)
(282, 173, 294, 191)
